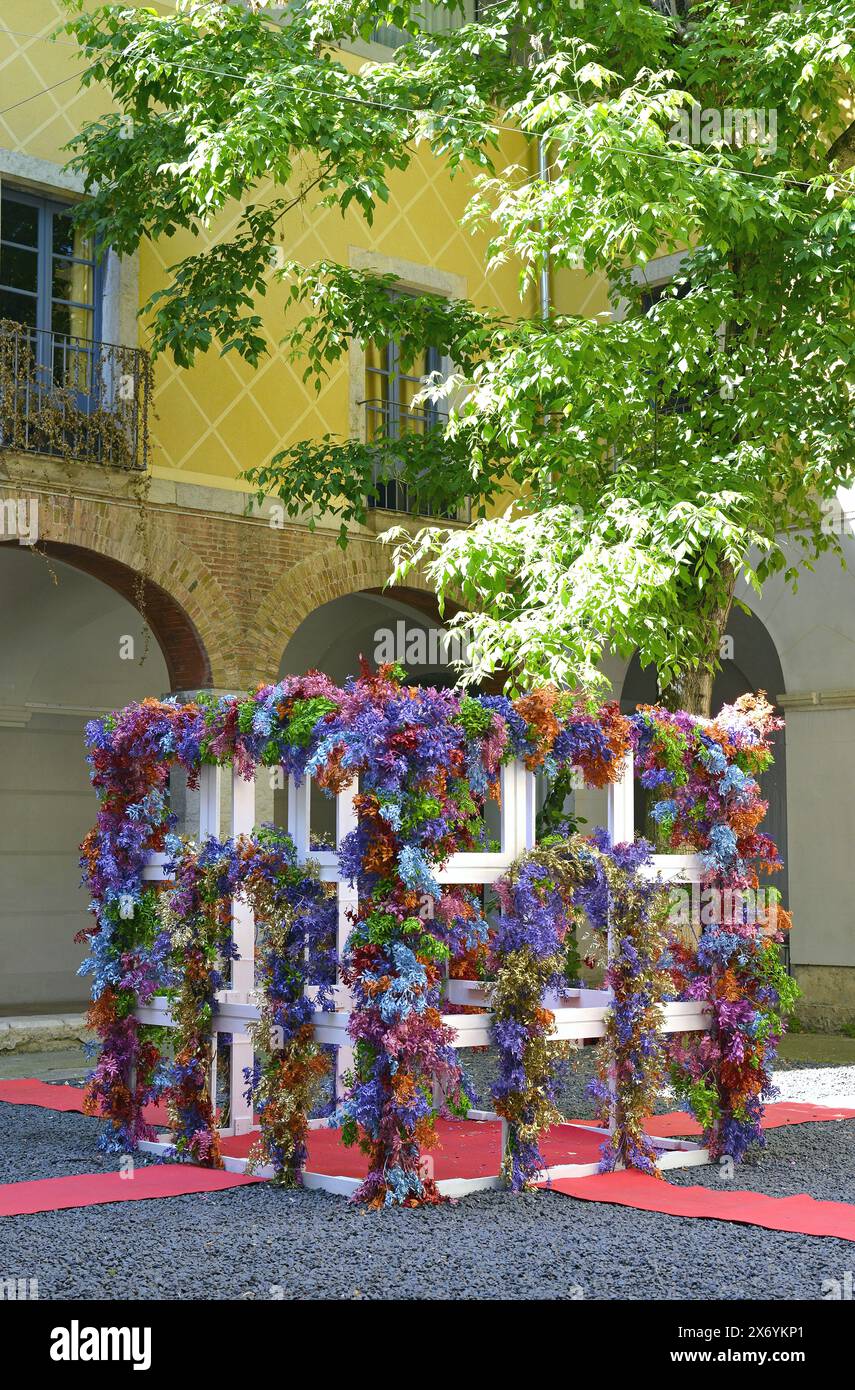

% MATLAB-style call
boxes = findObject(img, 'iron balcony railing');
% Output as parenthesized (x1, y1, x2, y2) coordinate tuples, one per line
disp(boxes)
(0, 320, 151, 471)
(363, 397, 471, 522)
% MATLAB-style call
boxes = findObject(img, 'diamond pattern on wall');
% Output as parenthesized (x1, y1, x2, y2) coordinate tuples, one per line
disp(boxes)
(4, 3, 552, 489)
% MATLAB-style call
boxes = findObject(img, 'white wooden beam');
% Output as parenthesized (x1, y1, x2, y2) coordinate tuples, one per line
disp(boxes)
(607, 749, 635, 844)
(229, 766, 256, 1134)
(198, 763, 221, 840)
(334, 777, 359, 1102)
(287, 774, 311, 860)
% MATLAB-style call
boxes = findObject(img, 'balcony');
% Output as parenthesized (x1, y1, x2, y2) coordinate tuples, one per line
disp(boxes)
(364, 397, 471, 522)
(0, 320, 150, 472)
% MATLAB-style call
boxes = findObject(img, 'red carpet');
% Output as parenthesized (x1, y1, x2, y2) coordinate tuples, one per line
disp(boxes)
(0, 1079, 177, 1128)
(642, 1101, 855, 1138)
(221, 1118, 606, 1178)
(4, 1078, 853, 1137)
(544, 1169, 855, 1242)
(0, 1165, 260, 1218)
(0, 1079, 97, 1113)
(3, 1081, 855, 1235)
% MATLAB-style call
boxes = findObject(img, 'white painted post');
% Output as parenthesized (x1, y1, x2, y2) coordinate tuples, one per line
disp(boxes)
(502, 759, 534, 858)
(229, 766, 256, 1134)
(287, 774, 311, 860)
(198, 764, 221, 840)
(231, 769, 256, 993)
(522, 765, 536, 853)
(497, 761, 536, 1159)
(197, 764, 222, 1128)
(606, 753, 634, 1146)
(335, 778, 359, 1103)
(607, 750, 635, 845)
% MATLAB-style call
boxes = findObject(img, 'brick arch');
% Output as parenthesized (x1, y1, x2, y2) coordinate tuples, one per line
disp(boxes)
(38, 541, 212, 690)
(253, 539, 509, 691)
(13, 493, 242, 690)
(252, 538, 449, 676)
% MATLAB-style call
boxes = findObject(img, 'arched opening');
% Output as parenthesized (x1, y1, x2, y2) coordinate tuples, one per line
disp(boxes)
(620, 604, 789, 906)
(0, 545, 177, 1010)
(36, 540, 211, 690)
(280, 585, 469, 688)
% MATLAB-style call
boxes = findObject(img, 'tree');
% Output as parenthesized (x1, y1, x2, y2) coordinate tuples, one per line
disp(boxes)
(64, 0, 855, 711)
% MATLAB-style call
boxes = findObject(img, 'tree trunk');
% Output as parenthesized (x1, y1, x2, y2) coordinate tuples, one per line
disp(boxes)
(827, 119, 855, 172)
(658, 561, 737, 717)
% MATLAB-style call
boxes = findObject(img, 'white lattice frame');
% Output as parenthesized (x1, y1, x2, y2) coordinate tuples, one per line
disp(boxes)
(137, 753, 713, 1197)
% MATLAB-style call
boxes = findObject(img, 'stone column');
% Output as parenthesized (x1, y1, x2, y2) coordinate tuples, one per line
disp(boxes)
(779, 690, 855, 1031)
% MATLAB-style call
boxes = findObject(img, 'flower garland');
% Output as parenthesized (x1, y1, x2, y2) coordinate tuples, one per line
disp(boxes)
(241, 827, 337, 1184)
(630, 693, 796, 1156)
(576, 833, 673, 1175)
(668, 922, 798, 1160)
(489, 839, 588, 1190)
(79, 698, 203, 1152)
(77, 881, 172, 1153)
(490, 832, 673, 1188)
(630, 693, 782, 884)
(159, 837, 241, 1166)
(320, 671, 490, 1207)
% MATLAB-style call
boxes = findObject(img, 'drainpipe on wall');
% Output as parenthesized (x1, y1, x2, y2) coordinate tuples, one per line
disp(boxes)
(538, 137, 551, 320)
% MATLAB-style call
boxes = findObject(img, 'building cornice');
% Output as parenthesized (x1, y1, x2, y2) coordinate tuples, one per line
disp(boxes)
(778, 690, 855, 712)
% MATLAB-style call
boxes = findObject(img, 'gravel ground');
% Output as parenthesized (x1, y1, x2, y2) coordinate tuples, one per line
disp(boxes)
(0, 1105, 156, 1187)
(466, 1045, 852, 1120)
(1, 1086, 854, 1301)
(767, 1065, 855, 1108)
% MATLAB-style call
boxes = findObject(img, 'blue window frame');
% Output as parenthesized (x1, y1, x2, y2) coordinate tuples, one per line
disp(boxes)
(0, 184, 102, 398)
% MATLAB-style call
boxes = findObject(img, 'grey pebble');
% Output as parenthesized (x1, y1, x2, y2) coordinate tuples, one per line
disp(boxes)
(0, 1090, 852, 1301)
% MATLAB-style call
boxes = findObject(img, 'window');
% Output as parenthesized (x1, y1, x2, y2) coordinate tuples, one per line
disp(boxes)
(364, 322, 464, 517)
(0, 185, 101, 394)
(371, 1, 478, 49)
(364, 337, 443, 444)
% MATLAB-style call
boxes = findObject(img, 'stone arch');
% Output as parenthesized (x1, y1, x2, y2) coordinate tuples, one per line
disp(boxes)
(252, 538, 458, 678)
(36, 541, 212, 691)
(4, 489, 243, 689)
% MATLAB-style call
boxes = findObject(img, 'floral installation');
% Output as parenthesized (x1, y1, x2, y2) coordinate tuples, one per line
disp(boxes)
(319, 668, 489, 1207)
(667, 919, 798, 1161)
(630, 693, 782, 883)
(79, 668, 791, 1201)
(239, 827, 337, 1184)
(489, 832, 673, 1188)
(78, 864, 175, 1153)
(79, 697, 206, 1152)
(158, 836, 241, 1166)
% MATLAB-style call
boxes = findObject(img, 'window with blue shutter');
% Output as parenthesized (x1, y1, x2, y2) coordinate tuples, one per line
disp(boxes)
(0, 185, 101, 399)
